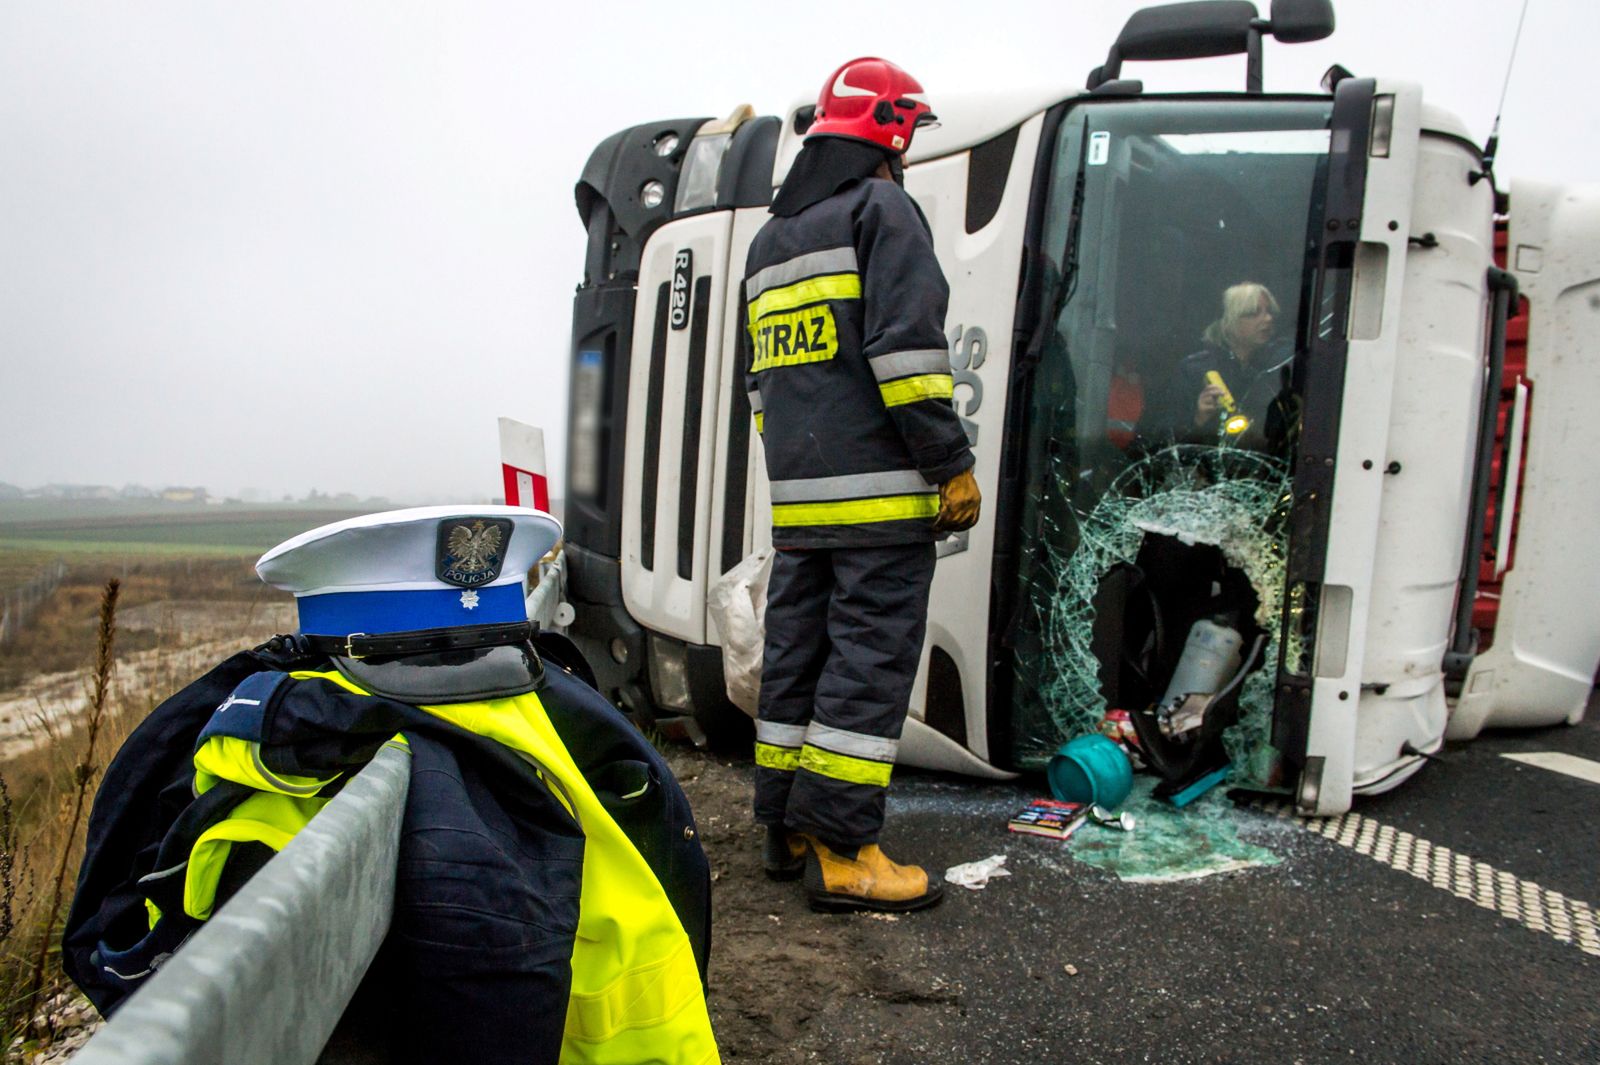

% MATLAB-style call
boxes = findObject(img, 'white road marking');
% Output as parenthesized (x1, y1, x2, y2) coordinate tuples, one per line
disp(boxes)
(1255, 802, 1600, 958)
(1501, 751, 1600, 786)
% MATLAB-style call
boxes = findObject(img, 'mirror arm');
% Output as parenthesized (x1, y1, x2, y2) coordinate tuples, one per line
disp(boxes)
(1246, 21, 1266, 92)
(1095, 45, 1124, 90)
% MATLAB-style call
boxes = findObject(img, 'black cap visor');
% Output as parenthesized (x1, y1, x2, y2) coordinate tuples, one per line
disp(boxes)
(333, 642, 544, 705)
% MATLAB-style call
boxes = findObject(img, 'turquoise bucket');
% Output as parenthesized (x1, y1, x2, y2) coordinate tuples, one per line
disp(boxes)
(1047, 734, 1134, 809)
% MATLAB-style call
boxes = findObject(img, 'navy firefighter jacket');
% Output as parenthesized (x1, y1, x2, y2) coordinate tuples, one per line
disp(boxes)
(740, 176, 975, 549)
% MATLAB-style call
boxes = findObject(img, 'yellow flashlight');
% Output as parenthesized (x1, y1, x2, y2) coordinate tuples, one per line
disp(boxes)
(1205, 371, 1251, 435)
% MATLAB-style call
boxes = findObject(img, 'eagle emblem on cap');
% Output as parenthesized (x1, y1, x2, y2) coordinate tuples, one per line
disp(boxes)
(436, 517, 513, 588)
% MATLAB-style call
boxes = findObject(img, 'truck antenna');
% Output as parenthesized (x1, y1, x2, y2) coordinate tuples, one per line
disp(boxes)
(1481, 0, 1533, 178)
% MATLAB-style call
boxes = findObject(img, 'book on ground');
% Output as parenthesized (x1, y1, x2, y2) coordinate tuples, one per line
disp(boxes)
(1008, 798, 1090, 839)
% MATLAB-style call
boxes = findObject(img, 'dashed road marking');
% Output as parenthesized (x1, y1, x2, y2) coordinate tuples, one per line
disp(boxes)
(1255, 802, 1600, 958)
(1502, 751, 1600, 787)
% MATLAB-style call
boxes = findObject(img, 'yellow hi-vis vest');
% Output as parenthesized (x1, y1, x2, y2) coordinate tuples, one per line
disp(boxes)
(182, 730, 345, 927)
(298, 670, 720, 1065)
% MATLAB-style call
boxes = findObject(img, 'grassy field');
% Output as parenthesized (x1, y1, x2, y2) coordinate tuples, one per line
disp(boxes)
(0, 505, 360, 674)
(0, 551, 55, 596)
(0, 503, 375, 559)
(0, 502, 390, 676)
(0, 556, 283, 690)
(0, 499, 381, 523)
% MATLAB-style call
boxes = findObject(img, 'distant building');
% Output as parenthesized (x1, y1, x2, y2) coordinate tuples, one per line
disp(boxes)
(120, 484, 156, 499)
(28, 483, 117, 500)
(160, 486, 209, 504)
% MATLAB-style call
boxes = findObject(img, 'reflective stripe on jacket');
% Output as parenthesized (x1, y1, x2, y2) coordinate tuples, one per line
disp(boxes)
(740, 176, 974, 548)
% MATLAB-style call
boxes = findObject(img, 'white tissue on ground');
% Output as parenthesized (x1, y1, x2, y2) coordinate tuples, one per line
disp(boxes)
(944, 854, 1010, 890)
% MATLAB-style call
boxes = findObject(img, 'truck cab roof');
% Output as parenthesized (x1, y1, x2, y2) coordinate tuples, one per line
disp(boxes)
(772, 81, 1478, 189)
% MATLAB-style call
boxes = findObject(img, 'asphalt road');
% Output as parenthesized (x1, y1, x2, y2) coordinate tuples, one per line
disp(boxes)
(838, 700, 1600, 1064)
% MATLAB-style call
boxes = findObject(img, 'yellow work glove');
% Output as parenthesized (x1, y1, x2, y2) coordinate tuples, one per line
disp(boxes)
(934, 468, 981, 532)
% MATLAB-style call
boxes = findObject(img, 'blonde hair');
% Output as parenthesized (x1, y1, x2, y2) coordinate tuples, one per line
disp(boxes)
(1203, 282, 1280, 350)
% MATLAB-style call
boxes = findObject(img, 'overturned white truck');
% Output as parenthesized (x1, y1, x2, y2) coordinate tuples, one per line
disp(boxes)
(557, 0, 1600, 814)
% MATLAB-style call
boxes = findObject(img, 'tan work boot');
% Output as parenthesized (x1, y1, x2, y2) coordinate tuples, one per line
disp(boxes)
(762, 826, 808, 881)
(801, 838, 945, 913)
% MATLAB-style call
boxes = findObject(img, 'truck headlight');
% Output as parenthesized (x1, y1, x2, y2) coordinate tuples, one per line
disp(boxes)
(648, 635, 692, 711)
(673, 132, 732, 214)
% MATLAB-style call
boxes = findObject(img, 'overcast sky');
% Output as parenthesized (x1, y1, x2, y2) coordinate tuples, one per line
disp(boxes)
(3, 1, 1595, 503)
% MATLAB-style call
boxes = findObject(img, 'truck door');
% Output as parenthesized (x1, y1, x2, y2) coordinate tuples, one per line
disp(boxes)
(1273, 79, 1502, 815)
(1270, 78, 1421, 813)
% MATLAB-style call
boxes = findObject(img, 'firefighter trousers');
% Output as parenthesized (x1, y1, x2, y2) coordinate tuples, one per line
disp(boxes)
(753, 541, 936, 846)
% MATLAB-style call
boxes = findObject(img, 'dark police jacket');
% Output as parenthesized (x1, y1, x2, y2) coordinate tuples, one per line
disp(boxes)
(63, 635, 712, 1065)
(740, 176, 975, 549)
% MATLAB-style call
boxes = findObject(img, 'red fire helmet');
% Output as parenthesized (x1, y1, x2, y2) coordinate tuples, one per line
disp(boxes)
(806, 57, 937, 154)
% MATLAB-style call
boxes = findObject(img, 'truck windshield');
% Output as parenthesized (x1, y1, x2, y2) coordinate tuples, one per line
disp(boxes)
(1008, 98, 1334, 774)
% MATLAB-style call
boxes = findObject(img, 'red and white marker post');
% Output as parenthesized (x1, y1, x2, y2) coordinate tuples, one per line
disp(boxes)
(497, 417, 550, 512)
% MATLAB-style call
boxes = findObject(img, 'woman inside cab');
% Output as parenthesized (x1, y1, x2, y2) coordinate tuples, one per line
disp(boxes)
(1145, 281, 1298, 452)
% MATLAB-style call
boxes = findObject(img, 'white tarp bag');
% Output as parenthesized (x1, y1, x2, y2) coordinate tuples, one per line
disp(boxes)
(707, 548, 773, 714)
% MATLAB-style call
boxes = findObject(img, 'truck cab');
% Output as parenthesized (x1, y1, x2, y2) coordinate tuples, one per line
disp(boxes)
(560, 0, 1600, 813)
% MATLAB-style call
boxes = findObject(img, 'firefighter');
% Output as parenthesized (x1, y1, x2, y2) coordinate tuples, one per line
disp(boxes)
(65, 506, 719, 1064)
(741, 58, 980, 913)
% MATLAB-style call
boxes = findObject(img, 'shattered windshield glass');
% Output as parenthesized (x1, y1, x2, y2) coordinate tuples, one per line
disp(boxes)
(1008, 99, 1333, 787)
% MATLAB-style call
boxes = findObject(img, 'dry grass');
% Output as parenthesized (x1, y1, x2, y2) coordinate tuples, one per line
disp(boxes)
(25, 579, 116, 1040)
(0, 557, 291, 1057)
(0, 582, 124, 1054)
(0, 557, 278, 694)
(0, 557, 53, 599)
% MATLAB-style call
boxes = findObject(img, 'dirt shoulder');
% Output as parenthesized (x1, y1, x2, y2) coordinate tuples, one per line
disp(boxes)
(667, 748, 962, 1064)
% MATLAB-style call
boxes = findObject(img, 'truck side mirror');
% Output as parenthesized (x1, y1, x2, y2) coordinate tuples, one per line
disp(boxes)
(1268, 0, 1335, 44)
(1114, 0, 1260, 63)
(1086, 0, 1338, 93)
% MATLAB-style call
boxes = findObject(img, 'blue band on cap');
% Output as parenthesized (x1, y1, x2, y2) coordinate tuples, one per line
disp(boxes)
(296, 583, 526, 636)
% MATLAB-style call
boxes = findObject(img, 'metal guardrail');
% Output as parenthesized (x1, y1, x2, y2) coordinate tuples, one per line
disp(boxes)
(71, 743, 412, 1065)
(525, 552, 569, 630)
